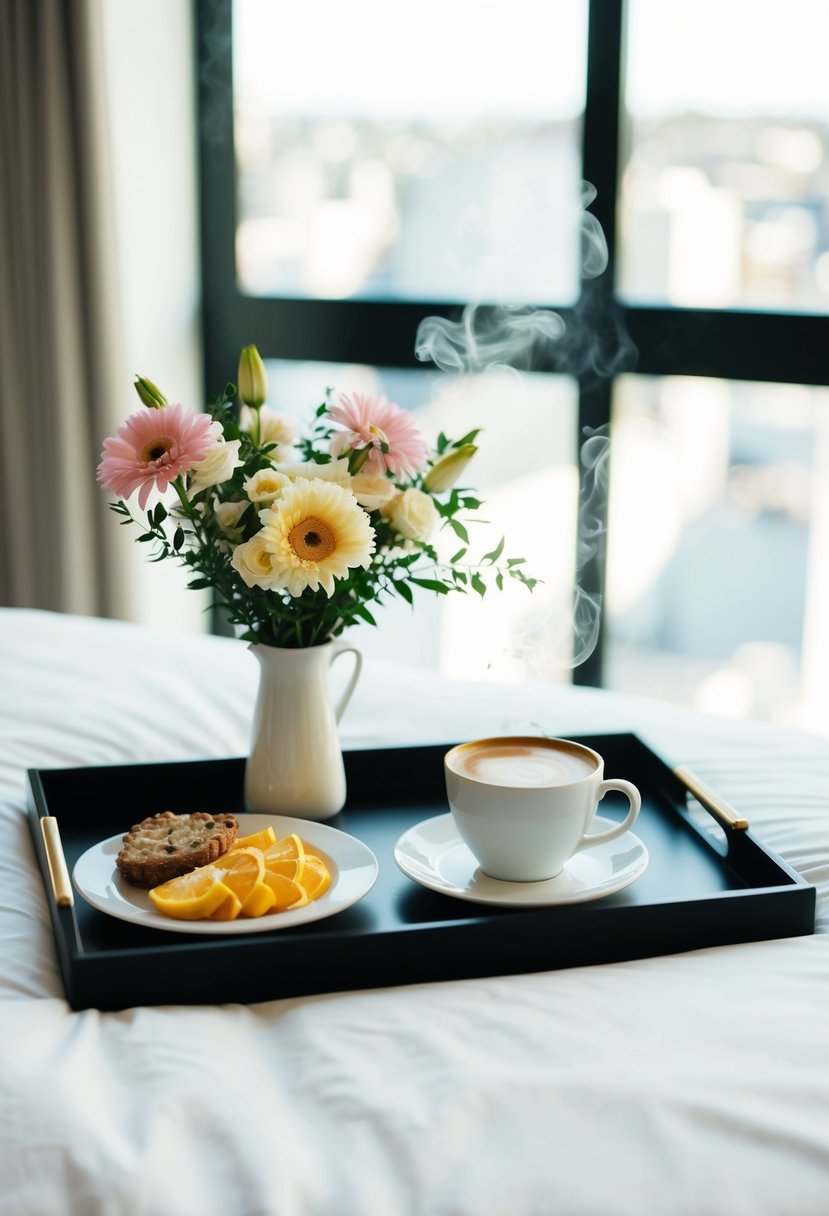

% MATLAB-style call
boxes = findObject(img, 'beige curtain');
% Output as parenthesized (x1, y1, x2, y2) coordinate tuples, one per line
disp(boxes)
(0, 0, 126, 616)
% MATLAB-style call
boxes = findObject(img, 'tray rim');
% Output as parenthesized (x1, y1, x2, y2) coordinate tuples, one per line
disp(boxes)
(26, 733, 816, 1009)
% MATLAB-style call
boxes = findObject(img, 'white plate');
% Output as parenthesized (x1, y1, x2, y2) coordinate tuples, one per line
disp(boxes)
(73, 815, 379, 934)
(394, 814, 649, 907)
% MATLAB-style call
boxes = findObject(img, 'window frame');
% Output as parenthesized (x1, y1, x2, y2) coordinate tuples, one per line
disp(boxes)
(195, 0, 829, 685)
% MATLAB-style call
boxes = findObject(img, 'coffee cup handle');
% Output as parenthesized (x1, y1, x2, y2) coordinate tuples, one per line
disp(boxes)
(575, 780, 641, 852)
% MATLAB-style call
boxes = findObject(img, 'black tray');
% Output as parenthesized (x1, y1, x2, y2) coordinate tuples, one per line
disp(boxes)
(27, 733, 815, 1011)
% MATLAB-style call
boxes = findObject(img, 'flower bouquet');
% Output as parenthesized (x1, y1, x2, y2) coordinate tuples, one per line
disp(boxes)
(98, 345, 536, 645)
(98, 345, 536, 817)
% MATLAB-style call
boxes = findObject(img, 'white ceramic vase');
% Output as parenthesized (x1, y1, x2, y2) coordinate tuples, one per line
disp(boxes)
(244, 640, 362, 820)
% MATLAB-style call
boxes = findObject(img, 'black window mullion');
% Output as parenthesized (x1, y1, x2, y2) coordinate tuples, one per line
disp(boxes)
(573, 0, 625, 687)
(623, 307, 829, 387)
(196, 0, 239, 398)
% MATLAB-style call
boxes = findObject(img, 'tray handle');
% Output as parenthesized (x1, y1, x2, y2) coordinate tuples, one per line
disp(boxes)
(674, 766, 749, 831)
(40, 816, 74, 907)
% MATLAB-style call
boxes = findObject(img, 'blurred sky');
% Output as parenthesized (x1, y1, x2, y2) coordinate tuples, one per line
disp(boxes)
(235, 0, 829, 121)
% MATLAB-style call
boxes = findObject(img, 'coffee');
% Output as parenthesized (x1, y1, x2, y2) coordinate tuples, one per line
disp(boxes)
(448, 740, 598, 788)
(444, 736, 641, 882)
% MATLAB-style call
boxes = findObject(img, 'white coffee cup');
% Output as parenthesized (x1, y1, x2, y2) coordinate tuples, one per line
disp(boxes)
(444, 736, 641, 882)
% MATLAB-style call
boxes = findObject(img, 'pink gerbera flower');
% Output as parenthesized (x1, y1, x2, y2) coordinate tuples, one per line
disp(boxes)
(328, 391, 429, 478)
(97, 403, 217, 509)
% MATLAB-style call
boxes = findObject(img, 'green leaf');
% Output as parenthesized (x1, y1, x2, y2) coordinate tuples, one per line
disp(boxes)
(136, 533, 156, 543)
(352, 603, 377, 626)
(436, 431, 450, 454)
(449, 547, 467, 564)
(187, 577, 212, 590)
(482, 536, 505, 564)
(453, 428, 481, 448)
(394, 579, 413, 604)
(153, 502, 168, 526)
(460, 496, 482, 510)
(447, 518, 469, 544)
(471, 572, 486, 597)
(506, 557, 527, 567)
(496, 571, 504, 591)
(173, 527, 185, 551)
(410, 577, 451, 595)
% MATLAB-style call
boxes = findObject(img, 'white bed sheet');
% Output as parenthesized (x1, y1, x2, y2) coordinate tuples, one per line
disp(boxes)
(2, 609, 828, 1216)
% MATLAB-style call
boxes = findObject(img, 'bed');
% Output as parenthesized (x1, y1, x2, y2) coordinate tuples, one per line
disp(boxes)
(2, 607, 829, 1215)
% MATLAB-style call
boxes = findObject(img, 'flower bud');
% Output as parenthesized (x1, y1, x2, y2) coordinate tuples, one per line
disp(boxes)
(423, 444, 478, 493)
(134, 376, 168, 409)
(238, 344, 268, 408)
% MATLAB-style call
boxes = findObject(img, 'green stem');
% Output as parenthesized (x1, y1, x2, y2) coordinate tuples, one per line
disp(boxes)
(172, 477, 197, 521)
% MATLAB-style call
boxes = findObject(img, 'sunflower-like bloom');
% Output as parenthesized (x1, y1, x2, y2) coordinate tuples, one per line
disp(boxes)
(97, 403, 216, 509)
(234, 478, 375, 597)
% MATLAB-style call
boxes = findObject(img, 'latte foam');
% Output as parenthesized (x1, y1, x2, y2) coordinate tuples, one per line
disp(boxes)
(450, 741, 597, 787)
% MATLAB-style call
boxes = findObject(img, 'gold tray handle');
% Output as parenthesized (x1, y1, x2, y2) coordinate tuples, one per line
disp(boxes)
(40, 816, 74, 907)
(674, 766, 749, 831)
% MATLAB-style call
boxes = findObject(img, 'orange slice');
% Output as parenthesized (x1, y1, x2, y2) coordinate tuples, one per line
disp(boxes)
(262, 870, 309, 910)
(209, 890, 243, 921)
(263, 854, 306, 886)
(241, 880, 277, 918)
(300, 853, 332, 901)
(212, 846, 265, 904)
(263, 833, 305, 866)
(232, 825, 277, 852)
(149, 867, 234, 921)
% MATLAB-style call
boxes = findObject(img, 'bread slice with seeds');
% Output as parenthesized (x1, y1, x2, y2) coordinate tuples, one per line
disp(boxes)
(116, 811, 239, 888)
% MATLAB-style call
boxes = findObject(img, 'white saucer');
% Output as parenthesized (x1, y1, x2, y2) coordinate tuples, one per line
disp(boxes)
(73, 815, 378, 935)
(394, 814, 649, 907)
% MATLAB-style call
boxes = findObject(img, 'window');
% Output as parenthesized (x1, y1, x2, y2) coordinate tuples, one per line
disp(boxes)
(197, 0, 829, 731)
(607, 376, 825, 726)
(621, 0, 829, 312)
(233, 0, 586, 305)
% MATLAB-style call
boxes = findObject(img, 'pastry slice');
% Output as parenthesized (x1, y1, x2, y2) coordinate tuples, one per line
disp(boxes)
(116, 811, 239, 888)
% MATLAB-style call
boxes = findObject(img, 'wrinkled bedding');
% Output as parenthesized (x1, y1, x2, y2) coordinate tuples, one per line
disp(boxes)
(2, 609, 828, 1216)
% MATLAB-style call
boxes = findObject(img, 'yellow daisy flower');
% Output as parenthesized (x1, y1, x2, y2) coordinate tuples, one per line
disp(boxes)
(258, 478, 375, 597)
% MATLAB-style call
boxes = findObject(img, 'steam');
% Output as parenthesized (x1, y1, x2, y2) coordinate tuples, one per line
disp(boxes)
(415, 306, 567, 375)
(499, 425, 610, 674)
(414, 183, 632, 672)
(414, 183, 633, 384)
(570, 426, 610, 668)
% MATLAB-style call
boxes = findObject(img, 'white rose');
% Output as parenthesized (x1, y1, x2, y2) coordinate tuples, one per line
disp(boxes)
(274, 458, 352, 487)
(240, 405, 299, 457)
(259, 407, 298, 447)
(244, 467, 290, 503)
(214, 499, 248, 541)
(188, 438, 243, 496)
(350, 471, 396, 511)
(230, 533, 282, 590)
(382, 488, 439, 542)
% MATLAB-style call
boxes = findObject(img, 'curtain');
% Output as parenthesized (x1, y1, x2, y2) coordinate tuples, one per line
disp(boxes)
(0, 0, 127, 616)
